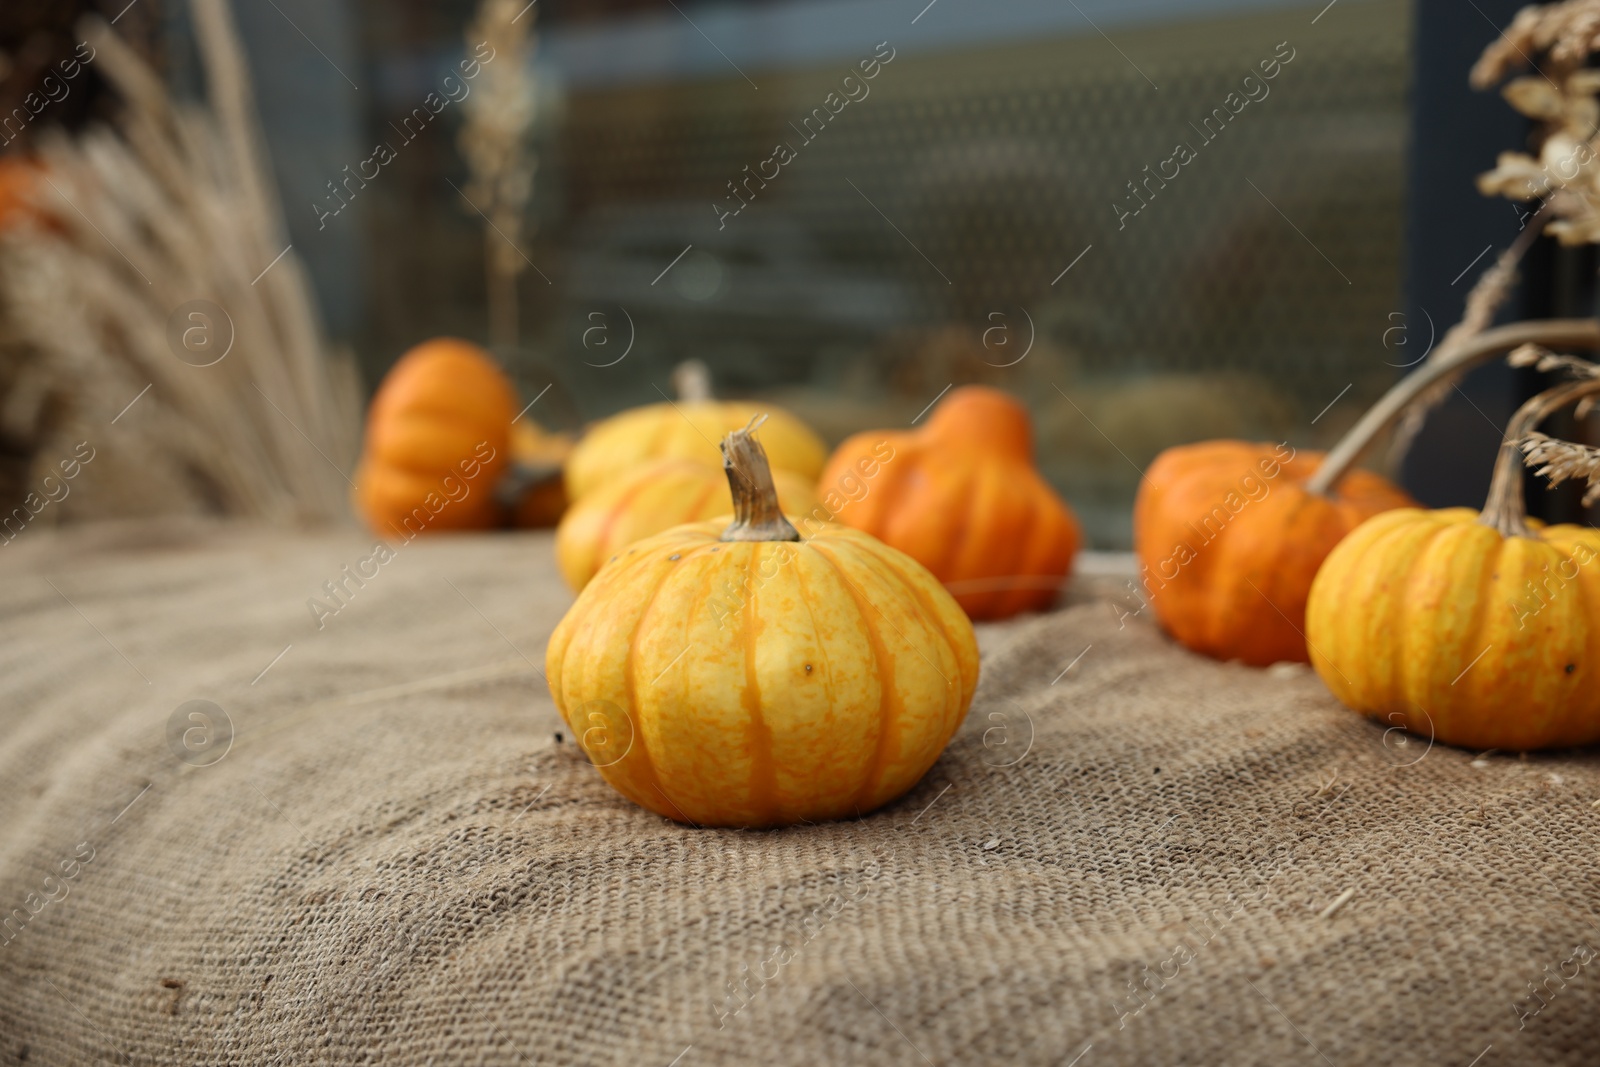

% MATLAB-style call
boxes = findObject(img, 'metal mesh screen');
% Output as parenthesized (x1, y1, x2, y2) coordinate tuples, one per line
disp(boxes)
(542, 0, 1412, 544)
(341, 0, 1414, 546)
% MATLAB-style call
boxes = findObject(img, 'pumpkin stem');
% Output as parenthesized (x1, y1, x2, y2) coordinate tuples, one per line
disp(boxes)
(672, 360, 713, 402)
(1480, 376, 1600, 538)
(720, 417, 801, 543)
(1304, 317, 1600, 497)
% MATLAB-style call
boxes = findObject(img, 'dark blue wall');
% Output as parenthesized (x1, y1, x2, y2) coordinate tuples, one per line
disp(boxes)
(1399, 0, 1541, 511)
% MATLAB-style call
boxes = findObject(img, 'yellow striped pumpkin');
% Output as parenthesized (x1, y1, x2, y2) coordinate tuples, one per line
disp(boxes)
(1307, 380, 1600, 751)
(546, 425, 978, 827)
(1307, 508, 1600, 750)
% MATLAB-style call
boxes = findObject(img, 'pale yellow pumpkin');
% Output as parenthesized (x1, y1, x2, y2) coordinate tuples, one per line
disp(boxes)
(564, 400, 826, 502)
(546, 425, 979, 828)
(554, 457, 817, 591)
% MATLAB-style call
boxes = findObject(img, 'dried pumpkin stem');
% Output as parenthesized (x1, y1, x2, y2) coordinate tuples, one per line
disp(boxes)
(673, 359, 713, 402)
(721, 417, 801, 543)
(1480, 376, 1600, 539)
(1305, 318, 1600, 497)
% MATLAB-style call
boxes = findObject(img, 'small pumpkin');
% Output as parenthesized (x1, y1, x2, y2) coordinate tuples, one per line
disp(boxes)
(566, 404, 825, 504)
(1134, 441, 1414, 666)
(354, 338, 515, 536)
(816, 386, 1080, 620)
(1307, 379, 1600, 750)
(555, 457, 817, 591)
(1130, 321, 1600, 667)
(546, 422, 979, 828)
(564, 363, 826, 501)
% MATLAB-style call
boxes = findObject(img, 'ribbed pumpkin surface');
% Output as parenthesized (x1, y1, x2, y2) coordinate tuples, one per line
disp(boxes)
(355, 338, 515, 534)
(818, 386, 1080, 621)
(1308, 507, 1600, 750)
(1134, 440, 1413, 665)
(546, 521, 979, 828)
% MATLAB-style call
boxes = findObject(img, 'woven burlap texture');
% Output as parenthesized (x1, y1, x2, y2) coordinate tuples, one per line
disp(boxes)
(0, 521, 1597, 1065)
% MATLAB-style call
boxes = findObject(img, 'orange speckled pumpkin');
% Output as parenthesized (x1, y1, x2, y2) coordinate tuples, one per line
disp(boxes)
(817, 386, 1080, 620)
(1133, 441, 1414, 667)
(547, 426, 978, 828)
(354, 338, 515, 536)
(1307, 380, 1600, 750)
(555, 457, 817, 591)
(564, 400, 825, 502)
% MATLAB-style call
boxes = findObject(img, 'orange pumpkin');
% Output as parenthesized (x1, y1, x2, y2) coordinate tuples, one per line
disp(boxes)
(1133, 441, 1414, 666)
(1127, 320, 1600, 667)
(817, 386, 1080, 620)
(354, 338, 515, 536)
(554, 457, 817, 591)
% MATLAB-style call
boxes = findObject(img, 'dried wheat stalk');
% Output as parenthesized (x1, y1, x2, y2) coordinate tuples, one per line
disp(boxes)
(1521, 431, 1600, 505)
(1384, 1, 1600, 482)
(1474, 2, 1600, 245)
(1387, 206, 1551, 462)
(1508, 340, 1600, 378)
(1464, 2, 1600, 516)
(1504, 341, 1600, 505)
(0, 1, 357, 525)
(458, 0, 539, 350)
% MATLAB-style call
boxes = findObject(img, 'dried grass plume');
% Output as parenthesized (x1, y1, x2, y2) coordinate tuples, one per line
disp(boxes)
(459, 0, 540, 349)
(1521, 432, 1600, 506)
(0, 0, 358, 526)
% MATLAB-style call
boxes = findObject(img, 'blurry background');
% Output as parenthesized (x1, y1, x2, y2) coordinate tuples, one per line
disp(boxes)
(4, 0, 1590, 546)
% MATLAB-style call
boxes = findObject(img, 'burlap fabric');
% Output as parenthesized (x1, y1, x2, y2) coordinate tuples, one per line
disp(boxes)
(2, 519, 1598, 1065)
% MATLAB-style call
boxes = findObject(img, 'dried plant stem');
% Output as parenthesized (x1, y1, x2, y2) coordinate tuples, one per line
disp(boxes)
(1460, 203, 1553, 337)
(1521, 431, 1600, 505)
(1387, 204, 1554, 464)
(1480, 376, 1600, 537)
(1305, 317, 1600, 496)
(1508, 342, 1600, 377)
(672, 360, 713, 402)
(187, 0, 342, 461)
(487, 241, 517, 348)
(460, 0, 538, 350)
